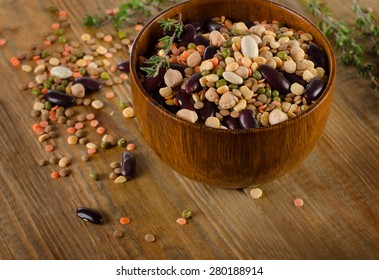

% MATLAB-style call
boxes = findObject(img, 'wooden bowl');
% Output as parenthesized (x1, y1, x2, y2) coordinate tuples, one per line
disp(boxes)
(130, 0, 336, 188)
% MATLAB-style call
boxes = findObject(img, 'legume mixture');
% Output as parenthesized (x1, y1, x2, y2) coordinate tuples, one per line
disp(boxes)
(139, 16, 328, 128)
(3, 6, 308, 241)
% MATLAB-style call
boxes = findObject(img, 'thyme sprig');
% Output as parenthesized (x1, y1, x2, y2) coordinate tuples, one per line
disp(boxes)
(303, 0, 379, 91)
(83, 0, 178, 28)
(140, 15, 184, 77)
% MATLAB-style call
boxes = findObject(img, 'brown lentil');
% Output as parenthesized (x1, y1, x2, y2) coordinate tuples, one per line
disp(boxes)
(113, 230, 124, 238)
(144, 234, 156, 242)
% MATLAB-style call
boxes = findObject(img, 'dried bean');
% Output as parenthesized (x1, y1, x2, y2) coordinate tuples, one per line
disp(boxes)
(308, 43, 328, 71)
(120, 151, 136, 179)
(238, 109, 259, 128)
(76, 207, 103, 224)
(259, 64, 291, 94)
(303, 77, 326, 101)
(142, 68, 166, 93)
(176, 89, 194, 110)
(223, 115, 241, 129)
(194, 35, 209, 46)
(73, 77, 102, 92)
(205, 20, 224, 31)
(185, 73, 202, 94)
(46, 90, 74, 107)
(196, 100, 217, 122)
(117, 61, 130, 73)
(178, 24, 196, 46)
(203, 45, 218, 60)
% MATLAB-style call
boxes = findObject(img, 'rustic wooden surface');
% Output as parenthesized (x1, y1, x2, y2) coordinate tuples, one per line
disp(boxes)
(0, 0, 378, 260)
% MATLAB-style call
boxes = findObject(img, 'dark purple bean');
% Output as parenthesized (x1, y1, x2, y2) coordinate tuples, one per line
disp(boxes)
(185, 73, 202, 94)
(205, 20, 224, 32)
(196, 100, 217, 122)
(178, 24, 196, 46)
(76, 207, 103, 224)
(203, 45, 217, 60)
(187, 20, 205, 31)
(176, 89, 194, 110)
(194, 35, 209, 47)
(238, 109, 259, 129)
(120, 151, 136, 179)
(142, 68, 166, 93)
(73, 77, 102, 92)
(223, 115, 241, 129)
(117, 61, 130, 73)
(46, 90, 75, 107)
(308, 43, 328, 71)
(244, 20, 254, 29)
(170, 64, 187, 75)
(259, 64, 291, 94)
(283, 72, 308, 87)
(303, 77, 326, 101)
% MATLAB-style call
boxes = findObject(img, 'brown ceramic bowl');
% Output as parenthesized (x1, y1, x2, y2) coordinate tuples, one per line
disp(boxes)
(130, 0, 336, 188)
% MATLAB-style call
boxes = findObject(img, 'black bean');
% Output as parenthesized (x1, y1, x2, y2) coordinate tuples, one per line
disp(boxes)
(196, 100, 217, 122)
(185, 72, 202, 94)
(76, 207, 103, 224)
(117, 61, 130, 73)
(176, 89, 194, 110)
(142, 68, 166, 93)
(308, 43, 328, 71)
(120, 151, 136, 179)
(303, 77, 326, 101)
(170, 64, 187, 75)
(73, 77, 102, 92)
(178, 24, 196, 46)
(187, 20, 205, 31)
(194, 35, 209, 47)
(205, 20, 224, 32)
(203, 45, 218, 60)
(283, 72, 308, 87)
(259, 64, 291, 94)
(46, 90, 75, 107)
(238, 109, 259, 129)
(223, 115, 241, 129)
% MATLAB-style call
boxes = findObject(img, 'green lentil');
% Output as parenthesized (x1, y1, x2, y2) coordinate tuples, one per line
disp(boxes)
(216, 68, 224, 77)
(79, 68, 87, 76)
(44, 101, 52, 110)
(265, 88, 272, 97)
(223, 39, 233, 48)
(43, 81, 52, 89)
(187, 43, 197, 49)
(101, 141, 111, 149)
(119, 101, 127, 110)
(252, 70, 262, 80)
(229, 84, 238, 90)
(221, 48, 230, 58)
(89, 170, 99, 181)
(216, 79, 227, 88)
(272, 90, 280, 97)
(54, 29, 63, 36)
(58, 36, 67, 44)
(117, 30, 127, 40)
(181, 209, 192, 219)
(201, 70, 210, 76)
(117, 138, 127, 147)
(49, 156, 59, 165)
(32, 88, 41, 97)
(273, 96, 281, 102)
(277, 51, 288, 60)
(41, 50, 50, 59)
(100, 72, 110, 80)
(56, 85, 66, 92)
(257, 87, 266, 95)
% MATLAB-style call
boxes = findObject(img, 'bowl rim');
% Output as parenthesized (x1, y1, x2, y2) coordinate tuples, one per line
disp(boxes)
(130, 0, 336, 134)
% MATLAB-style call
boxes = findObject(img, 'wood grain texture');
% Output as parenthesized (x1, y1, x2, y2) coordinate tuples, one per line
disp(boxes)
(130, 0, 336, 187)
(0, 0, 378, 260)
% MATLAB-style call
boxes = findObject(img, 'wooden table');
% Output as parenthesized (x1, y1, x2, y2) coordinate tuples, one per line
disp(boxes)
(0, 0, 378, 260)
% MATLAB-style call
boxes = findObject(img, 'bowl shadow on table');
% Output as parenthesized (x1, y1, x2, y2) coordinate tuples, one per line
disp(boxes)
(130, 0, 336, 188)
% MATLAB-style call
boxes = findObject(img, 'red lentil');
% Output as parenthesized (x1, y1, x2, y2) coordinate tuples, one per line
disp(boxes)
(0, 38, 7, 46)
(45, 144, 54, 152)
(74, 122, 84, 130)
(126, 143, 136, 151)
(176, 218, 187, 225)
(86, 113, 95, 120)
(96, 126, 106, 135)
(90, 119, 99, 127)
(87, 148, 97, 154)
(119, 217, 131, 225)
(294, 198, 304, 207)
(67, 127, 76, 134)
(51, 171, 60, 179)
(105, 91, 115, 99)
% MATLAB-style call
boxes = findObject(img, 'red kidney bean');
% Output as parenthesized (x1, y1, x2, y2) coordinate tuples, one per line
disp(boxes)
(120, 151, 136, 179)
(46, 90, 75, 107)
(303, 77, 326, 101)
(238, 109, 259, 129)
(205, 20, 224, 32)
(259, 64, 291, 94)
(203, 45, 218, 60)
(142, 68, 166, 93)
(76, 207, 103, 224)
(178, 24, 196, 46)
(117, 61, 130, 73)
(196, 100, 217, 122)
(283, 72, 308, 87)
(308, 43, 328, 71)
(223, 115, 241, 129)
(185, 72, 202, 94)
(73, 77, 102, 92)
(244, 20, 254, 29)
(176, 89, 195, 110)
(194, 35, 209, 47)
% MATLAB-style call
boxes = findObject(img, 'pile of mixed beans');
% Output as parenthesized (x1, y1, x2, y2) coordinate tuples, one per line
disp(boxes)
(139, 16, 328, 129)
